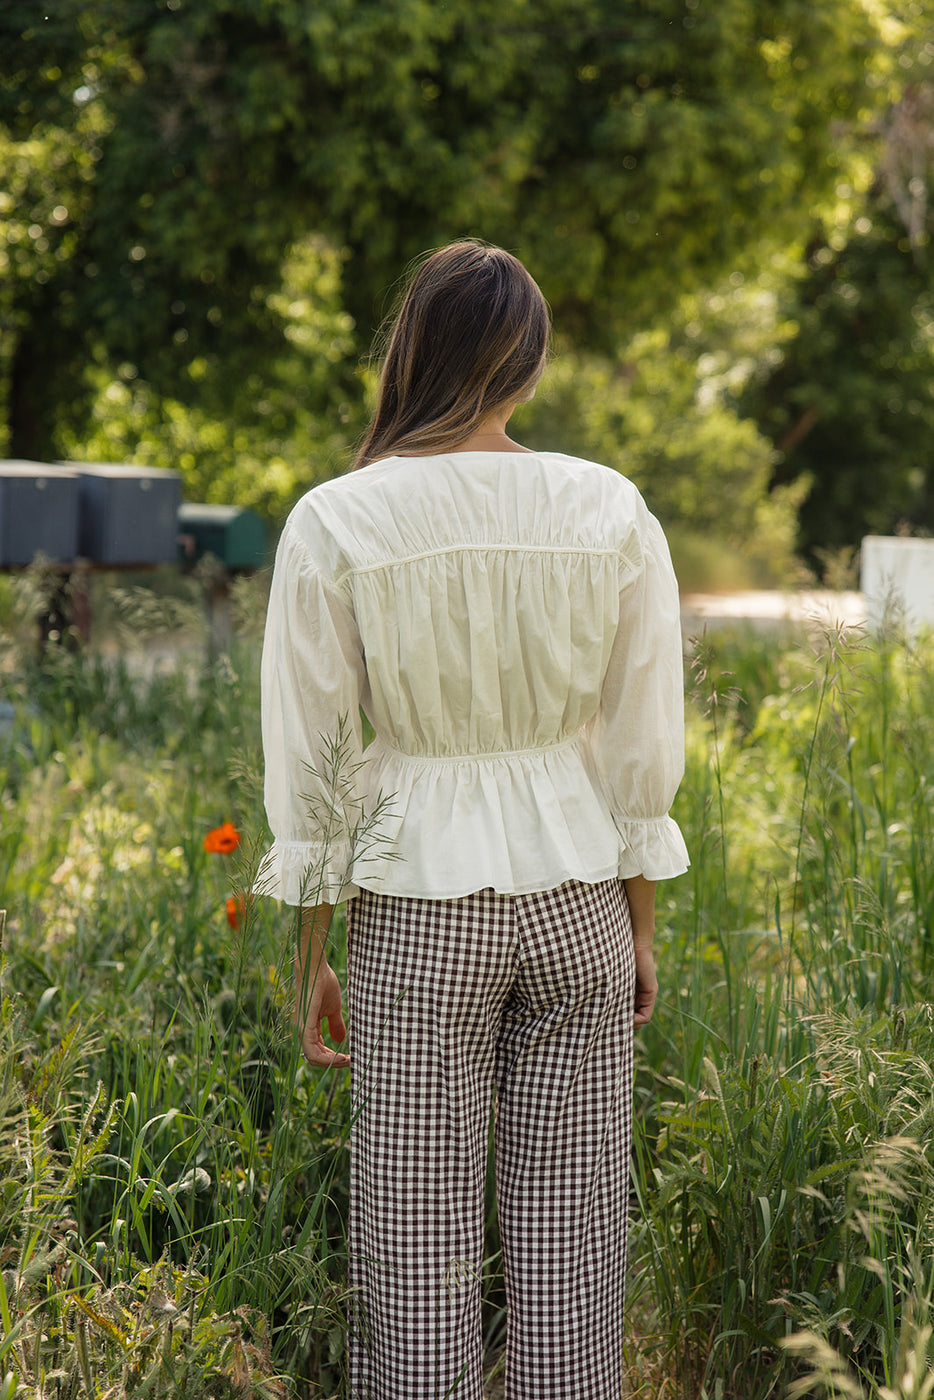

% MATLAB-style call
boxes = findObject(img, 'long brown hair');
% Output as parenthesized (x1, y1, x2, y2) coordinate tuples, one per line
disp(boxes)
(352, 240, 550, 469)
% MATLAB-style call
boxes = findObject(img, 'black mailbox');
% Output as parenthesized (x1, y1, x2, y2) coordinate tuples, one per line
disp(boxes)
(58, 462, 182, 566)
(177, 504, 266, 570)
(0, 461, 79, 566)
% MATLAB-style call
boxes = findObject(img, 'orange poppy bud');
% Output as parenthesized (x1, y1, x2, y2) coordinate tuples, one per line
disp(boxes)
(204, 821, 241, 854)
(225, 894, 247, 929)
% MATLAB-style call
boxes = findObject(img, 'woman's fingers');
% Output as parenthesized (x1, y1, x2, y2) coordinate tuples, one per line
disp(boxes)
(302, 1027, 351, 1068)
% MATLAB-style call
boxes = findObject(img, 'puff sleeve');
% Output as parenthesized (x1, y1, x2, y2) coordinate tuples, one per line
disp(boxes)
(257, 520, 367, 904)
(592, 496, 690, 881)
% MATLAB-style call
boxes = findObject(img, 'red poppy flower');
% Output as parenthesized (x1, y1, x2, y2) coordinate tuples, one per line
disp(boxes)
(204, 821, 241, 854)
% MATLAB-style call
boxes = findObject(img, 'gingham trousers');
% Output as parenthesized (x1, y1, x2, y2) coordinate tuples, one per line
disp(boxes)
(346, 878, 636, 1400)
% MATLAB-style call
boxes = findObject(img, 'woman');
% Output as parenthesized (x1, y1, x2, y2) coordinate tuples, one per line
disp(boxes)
(260, 240, 688, 1400)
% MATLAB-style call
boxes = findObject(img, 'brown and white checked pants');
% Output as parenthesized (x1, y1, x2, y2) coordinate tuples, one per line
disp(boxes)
(346, 877, 636, 1400)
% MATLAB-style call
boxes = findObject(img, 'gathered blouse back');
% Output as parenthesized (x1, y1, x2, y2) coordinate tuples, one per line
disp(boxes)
(259, 449, 689, 905)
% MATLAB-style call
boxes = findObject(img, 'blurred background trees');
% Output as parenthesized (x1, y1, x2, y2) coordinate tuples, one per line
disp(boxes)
(3, 0, 934, 583)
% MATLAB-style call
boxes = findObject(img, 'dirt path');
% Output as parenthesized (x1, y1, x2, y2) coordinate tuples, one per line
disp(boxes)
(680, 589, 865, 633)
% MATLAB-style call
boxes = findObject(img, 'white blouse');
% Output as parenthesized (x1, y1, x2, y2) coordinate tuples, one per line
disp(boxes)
(259, 449, 689, 904)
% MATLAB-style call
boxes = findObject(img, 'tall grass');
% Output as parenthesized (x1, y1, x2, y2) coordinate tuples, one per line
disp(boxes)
(2, 571, 934, 1398)
(629, 619, 934, 1400)
(1, 575, 354, 1398)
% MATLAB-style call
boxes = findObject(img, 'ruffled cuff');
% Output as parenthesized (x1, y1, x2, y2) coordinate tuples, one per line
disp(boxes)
(254, 838, 359, 906)
(614, 814, 690, 882)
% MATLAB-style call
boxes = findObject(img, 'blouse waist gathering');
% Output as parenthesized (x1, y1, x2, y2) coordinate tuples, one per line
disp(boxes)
(380, 728, 587, 765)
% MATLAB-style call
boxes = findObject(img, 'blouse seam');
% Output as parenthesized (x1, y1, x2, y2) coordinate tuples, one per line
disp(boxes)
(337, 543, 642, 586)
(284, 520, 357, 606)
(286, 522, 642, 592)
(282, 520, 314, 565)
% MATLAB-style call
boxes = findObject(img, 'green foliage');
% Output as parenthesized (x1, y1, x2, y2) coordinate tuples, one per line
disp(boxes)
(522, 326, 808, 587)
(1, 0, 895, 490)
(742, 15, 934, 557)
(753, 199, 934, 556)
(54, 238, 361, 521)
(7, 0, 934, 569)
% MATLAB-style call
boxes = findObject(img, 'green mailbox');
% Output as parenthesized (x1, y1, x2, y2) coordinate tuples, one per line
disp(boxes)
(177, 503, 267, 570)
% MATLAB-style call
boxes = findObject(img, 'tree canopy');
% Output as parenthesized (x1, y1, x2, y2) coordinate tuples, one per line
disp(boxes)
(2, 0, 928, 570)
(749, 67, 934, 558)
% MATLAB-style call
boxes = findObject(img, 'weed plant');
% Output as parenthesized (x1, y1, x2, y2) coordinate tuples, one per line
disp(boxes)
(2, 572, 934, 1399)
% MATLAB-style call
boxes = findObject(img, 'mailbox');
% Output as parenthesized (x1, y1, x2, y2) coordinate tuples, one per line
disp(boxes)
(0, 461, 79, 566)
(177, 503, 266, 570)
(57, 462, 182, 566)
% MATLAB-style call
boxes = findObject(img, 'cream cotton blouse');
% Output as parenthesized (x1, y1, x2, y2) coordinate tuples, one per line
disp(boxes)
(259, 449, 689, 904)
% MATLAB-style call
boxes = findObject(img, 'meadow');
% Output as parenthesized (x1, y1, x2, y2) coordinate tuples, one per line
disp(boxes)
(1, 570, 933, 1400)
